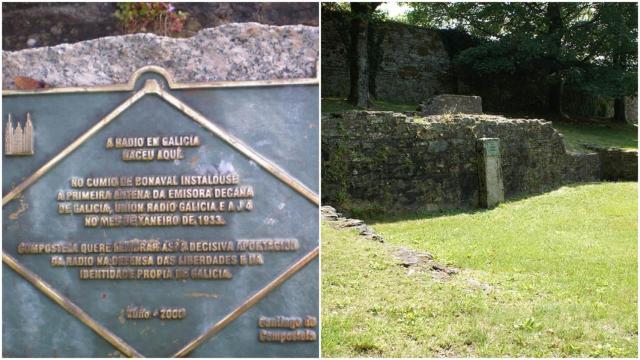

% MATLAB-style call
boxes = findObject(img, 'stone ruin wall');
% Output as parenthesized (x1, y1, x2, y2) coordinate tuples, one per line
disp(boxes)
(418, 94, 483, 115)
(625, 96, 638, 125)
(584, 145, 638, 182)
(322, 111, 601, 212)
(321, 13, 452, 103)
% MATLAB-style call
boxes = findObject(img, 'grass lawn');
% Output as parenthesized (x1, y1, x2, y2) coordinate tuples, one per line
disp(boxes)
(553, 121, 638, 152)
(321, 182, 638, 357)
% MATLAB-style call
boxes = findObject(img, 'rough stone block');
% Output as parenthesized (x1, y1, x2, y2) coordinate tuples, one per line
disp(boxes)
(625, 96, 638, 125)
(477, 138, 504, 208)
(2, 24, 319, 89)
(418, 94, 483, 115)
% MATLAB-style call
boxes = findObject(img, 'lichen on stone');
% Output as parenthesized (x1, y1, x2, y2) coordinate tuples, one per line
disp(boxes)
(2, 23, 318, 88)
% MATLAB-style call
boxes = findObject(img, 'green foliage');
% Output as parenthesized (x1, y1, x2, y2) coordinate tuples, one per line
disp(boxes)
(321, 3, 389, 34)
(435, 28, 479, 60)
(340, 200, 387, 220)
(454, 38, 519, 75)
(514, 317, 544, 332)
(561, 88, 616, 118)
(322, 183, 638, 357)
(322, 4, 386, 107)
(114, 3, 188, 36)
(565, 3, 638, 98)
(407, 2, 538, 38)
(570, 64, 638, 99)
(322, 139, 350, 205)
(406, 2, 638, 110)
(321, 2, 351, 13)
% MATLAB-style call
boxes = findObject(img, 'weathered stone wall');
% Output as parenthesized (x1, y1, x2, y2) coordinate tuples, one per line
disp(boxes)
(584, 146, 638, 181)
(320, 11, 350, 98)
(600, 149, 638, 181)
(2, 23, 318, 88)
(563, 152, 602, 184)
(322, 111, 601, 212)
(625, 96, 638, 125)
(321, 12, 452, 103)
(418, 94, 482, 115)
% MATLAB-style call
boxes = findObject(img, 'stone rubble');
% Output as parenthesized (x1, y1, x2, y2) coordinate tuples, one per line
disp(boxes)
(393, 247, 459, 276)
(321, 206, 383, 242)
(2, 23, 318, 88)
(322, 205, 459, 278)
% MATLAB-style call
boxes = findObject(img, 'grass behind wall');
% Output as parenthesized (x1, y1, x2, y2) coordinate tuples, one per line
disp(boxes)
(552, 121, 638, 152)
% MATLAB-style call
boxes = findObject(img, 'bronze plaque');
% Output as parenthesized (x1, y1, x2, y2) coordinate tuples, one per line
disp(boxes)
(2, 67, 319, 357)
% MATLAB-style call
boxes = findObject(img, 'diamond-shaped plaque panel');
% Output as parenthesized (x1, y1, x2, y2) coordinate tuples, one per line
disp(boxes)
(2, 70, 319, 357)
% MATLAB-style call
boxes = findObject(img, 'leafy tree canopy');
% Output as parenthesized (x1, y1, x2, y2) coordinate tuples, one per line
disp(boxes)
(407, 2, 637, 99)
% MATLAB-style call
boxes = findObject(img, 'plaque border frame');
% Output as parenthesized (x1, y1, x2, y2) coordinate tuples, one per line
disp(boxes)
(2, 66, 320, 357)
(3, 65, 319, 95)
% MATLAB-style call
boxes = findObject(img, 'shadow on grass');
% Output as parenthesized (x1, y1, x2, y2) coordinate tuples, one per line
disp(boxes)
(340, 182, 610, 225)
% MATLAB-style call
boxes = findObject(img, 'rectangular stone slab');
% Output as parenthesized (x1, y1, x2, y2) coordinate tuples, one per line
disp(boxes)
(2, 68, 319, 357)
(477, 137, 504, 208)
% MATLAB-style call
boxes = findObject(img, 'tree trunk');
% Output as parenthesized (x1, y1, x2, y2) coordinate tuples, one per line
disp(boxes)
(614, 97, 627, 123)
(347, 12, 361, 105)
(612, 13, 628, 124)
(354, 16, 369, 108)
(548, 78, 564, 116)
(546, 3, 565, 117)
(347, 3, 378, 108)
